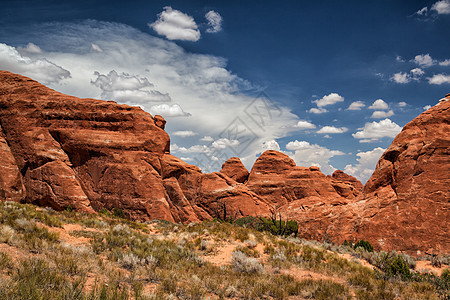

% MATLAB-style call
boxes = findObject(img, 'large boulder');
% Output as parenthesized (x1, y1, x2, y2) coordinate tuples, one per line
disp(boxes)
(220, 157, 249, 183)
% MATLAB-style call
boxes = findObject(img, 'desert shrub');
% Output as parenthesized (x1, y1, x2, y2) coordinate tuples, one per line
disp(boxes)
(354, 239, 374, 252)
(375, 251, 411, 279)
(231, 250, 264, 274)
(0, 251, 13, 270)
(234, 216, 299, 237)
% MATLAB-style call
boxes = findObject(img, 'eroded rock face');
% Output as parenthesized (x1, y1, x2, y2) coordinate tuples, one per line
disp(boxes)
(358, 100, 450, 254)
(220, 157, 249, 183)
(280, 100, 450, 255)
(0, 71, 271, 221)
(246, 151, 358, 207)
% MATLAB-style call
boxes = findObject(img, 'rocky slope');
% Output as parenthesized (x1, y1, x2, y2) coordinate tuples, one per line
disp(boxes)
(0, 71, 272, 222)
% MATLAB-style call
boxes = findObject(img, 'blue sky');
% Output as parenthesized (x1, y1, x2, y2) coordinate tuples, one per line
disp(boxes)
(1, 0, 449, 182)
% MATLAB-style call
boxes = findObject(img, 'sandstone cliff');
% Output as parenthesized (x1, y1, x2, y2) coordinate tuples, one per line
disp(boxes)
(0, 71, 272, 222)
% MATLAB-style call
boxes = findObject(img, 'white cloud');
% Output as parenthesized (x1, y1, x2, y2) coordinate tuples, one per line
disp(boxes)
(347, 101, 365, 110)
(317, 126, 348, 134)
(200, 136, 214, 142)
(2, 20, 300, 174)
(344, 147, 385, 183)
(172, 130, 198, 137)
(286, 140, 345, 175)
(391, 72, 410, 83)
(308, 107, 328, 114)
(440, 59, 450, 66)
(416, 6, 428, 15)
(212, 138, 239, 149)
(149, 6, 200, 41)
(411, 68, 425, 76)
(352, 119, 402, 142)
(313, 92, 344, 107)
(428, 74, 450, 84)
(431, 0, 450, 14)
(398, 101, 407, 107)
(413, 54, 435, 67)
(261, 140, 281, 151)
(91, 70, 171, 106)
(368, 99, 389, 110)
(0, 43, 70, 85)
(371, 110, 394, 119)
(423, 105, 432, 110)
(19, 42, 42, 53)
(396, 55, 405, 62)
(149, 103, 191, 117)
(293, 120, 316, 129)
(91, 43, 103, 52)
(205, 10, 223, 33)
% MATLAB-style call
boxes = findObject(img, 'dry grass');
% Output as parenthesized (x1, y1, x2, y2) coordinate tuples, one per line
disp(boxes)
(0, 201, 447, 299)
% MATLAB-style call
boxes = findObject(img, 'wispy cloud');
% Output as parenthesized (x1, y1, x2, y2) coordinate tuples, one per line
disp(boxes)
(205, 10, 223, 33)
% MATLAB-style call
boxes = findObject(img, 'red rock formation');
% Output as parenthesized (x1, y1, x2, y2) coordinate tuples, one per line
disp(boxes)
(327, 170, 363, 199)
(0, 71, 271, 221)
(246, 150, 358, 206)
(357, 99, 450, 254)
(220, 157, 249, 183)
(281, 100, 450, 255)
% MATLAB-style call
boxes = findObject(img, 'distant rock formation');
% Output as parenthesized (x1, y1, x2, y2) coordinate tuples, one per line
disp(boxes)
(220, 157, 249, 183)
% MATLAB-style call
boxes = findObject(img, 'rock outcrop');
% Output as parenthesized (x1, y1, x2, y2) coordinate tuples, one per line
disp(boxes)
(246, 151, 360, 206)
(280, 100, 450, 255)
(220, 157, 249, 183)
(0, 71, 271, 222)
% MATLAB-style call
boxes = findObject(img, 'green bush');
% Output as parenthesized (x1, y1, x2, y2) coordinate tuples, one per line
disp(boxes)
(376, 251, 411, 279)
(234, 216, 299, 237)
(354, 240, 374, 252)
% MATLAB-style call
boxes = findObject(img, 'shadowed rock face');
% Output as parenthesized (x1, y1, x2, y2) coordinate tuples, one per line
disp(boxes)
(0, 71, 272, 221)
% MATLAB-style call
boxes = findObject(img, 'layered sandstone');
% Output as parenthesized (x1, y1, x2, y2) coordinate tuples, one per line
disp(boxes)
(220, 157, 249, 183)
(0, 71, 271, 222)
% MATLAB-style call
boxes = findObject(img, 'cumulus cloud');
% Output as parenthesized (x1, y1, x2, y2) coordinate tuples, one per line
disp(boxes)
(398, 101, 407, 107)
(368, 99, 389, 110)
(2, 20, 299, 173)
(416, 6, 429, 16)
(428, 74, 450, 84)
(352, 119, 402, 142)
(440, 59, 450, 66)
(391, 68, 424, 84)
(344, 147, 385, 183)
(149, 6, 200, 41)
(423, 105, 432, 110)
(149, 103, 191, 117)
(317, 126, 348, 134)
(431, 0, 450, 14)
(293, 120, 316, 129)
(212, 138, 239, 149)
(205, 10, 223, 33)
(347, 101, 365, 110)
(91, 70, 171, 105)
(286, 140, 345, 174)
(261, 140, 281, 151)
(19, 42, 42, 53)
(371, 110, 394, 119)
(391, 72, 410, 83)
(414, 54, 435, 67)
(313, 93, 344, 107)
(0, 43, 70, 85)
(308, 107, 328, 114)
(200, 136, 214, 142)
(172, 130, 198, 137)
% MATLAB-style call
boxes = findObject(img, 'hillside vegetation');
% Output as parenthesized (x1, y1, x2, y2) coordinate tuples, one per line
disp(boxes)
(0, 201, 448, 299)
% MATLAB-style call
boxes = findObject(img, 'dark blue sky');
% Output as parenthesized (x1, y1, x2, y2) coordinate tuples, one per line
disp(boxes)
(1, 0, 449, 181)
